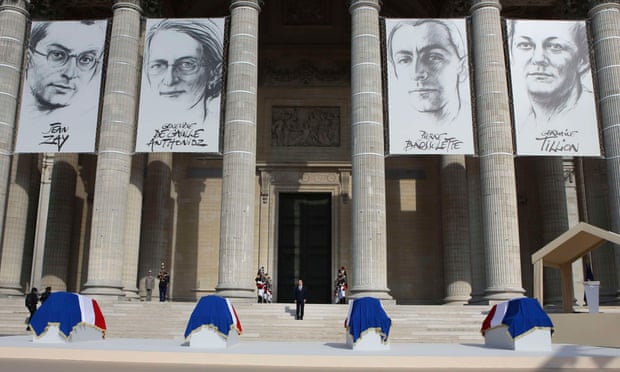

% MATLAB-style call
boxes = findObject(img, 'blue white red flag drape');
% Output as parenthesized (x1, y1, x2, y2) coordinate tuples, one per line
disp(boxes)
(184, 295, 243, 339)
(481, 297, 553, 338)
(30, 292, 106, 338)
(344, 297, 391, 343)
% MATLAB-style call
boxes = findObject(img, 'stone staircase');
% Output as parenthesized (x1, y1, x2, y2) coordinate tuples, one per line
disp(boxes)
(0, 296, 489, 343)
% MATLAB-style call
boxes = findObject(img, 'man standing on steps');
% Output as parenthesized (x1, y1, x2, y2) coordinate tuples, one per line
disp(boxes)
(294, 279, 308, 320)
(158, 263, 170, 302)
(145, 270, 155, 302)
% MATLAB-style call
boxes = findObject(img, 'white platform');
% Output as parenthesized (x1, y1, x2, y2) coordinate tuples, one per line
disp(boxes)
(346, 329, 390, 351)
(32, 324, 104, 343)
(484, 326, 552, 352)
(188, 326, 239, 349)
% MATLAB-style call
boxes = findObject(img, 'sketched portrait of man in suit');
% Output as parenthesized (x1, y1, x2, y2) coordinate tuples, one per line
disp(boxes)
(386, 18, 474, 155)
(16, 20, 107, 153)
(508, 19, 600, 156)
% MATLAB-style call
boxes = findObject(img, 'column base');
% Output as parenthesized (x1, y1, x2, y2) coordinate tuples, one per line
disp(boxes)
(443, 295, 472, 305)
(349, 289, 394, 304)
(215, 286, 255, 302)
(0, 283, 24, 296)
(81, 281, 125, 300)
(484, 286, 525, 303)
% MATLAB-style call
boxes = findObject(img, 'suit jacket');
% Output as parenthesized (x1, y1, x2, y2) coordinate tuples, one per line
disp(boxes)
(294, 285, 308, 303)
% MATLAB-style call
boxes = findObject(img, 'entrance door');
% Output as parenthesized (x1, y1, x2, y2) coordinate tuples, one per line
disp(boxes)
(277, 193, 332, 304)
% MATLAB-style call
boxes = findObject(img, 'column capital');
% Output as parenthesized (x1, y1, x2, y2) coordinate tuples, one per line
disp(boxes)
(349, 0, 381, 12)
(469, 0, 501, 13)
(1, 0, 29, 16)
(589, 0, 620, 16)
(230, 0, 262, 12)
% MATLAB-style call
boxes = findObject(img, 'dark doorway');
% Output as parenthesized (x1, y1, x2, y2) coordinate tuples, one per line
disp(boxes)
(277, 193, 332, 304)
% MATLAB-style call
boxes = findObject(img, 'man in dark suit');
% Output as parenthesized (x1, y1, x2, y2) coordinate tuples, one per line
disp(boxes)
(294, 279, 308, 320)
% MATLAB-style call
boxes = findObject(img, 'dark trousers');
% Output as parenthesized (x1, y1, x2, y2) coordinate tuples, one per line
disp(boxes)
(159, 285, 167, 302)
(295, 301, 304, 320)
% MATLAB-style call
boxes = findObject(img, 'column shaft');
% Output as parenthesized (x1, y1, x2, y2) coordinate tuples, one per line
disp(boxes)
(470, 0, 524, 300)
(42, 154, 78, 292)
(0, 0, 28, 295)
(536, 157, 568, 305)
(441, 155, 472, 304)
(0, 155, 34, 295)
(82, 0, 142, 297)
(589, 2, 620, 300)
(123, 154, 145, 299)
(467, 158, 486, 303)
(139, 153, 172, 299)
(215, 0, 261, 300)
(349, 0, 391, 300)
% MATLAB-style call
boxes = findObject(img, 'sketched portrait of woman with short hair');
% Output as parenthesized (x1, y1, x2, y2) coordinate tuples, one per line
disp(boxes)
(136, 18, 225, 153)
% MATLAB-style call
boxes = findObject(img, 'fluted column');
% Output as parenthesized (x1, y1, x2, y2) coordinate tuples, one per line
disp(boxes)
(138, 153, 172, 298)
(215, 0, 261, 300)
(536, 158, 568, 305)
(122, 154, 145, 299)
(0, 155, 34, 295)
(349, 0, 391, 300)
(30, 154, 54, 291)
(467, 157, 486, 303)
(442, 156, 472, 304)
(589, 1, 620, 300)
(470, 0, 524, 301)
(0, 0, 29, 295)
(42, 154, 78, 291)
(82, 0, 142, 297)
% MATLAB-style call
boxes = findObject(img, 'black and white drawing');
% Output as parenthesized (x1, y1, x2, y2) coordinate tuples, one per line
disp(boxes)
(16, 20, 107, 153)
(386, 18, 474, 155)
(508, 19, 601, 156)
(136, 18, 225, 153)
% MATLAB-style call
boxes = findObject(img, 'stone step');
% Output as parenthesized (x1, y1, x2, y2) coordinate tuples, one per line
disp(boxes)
(0, 297, 489, 343)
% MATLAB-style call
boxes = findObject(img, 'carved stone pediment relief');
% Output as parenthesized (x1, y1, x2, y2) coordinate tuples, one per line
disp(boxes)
(271, 106, 340, 147)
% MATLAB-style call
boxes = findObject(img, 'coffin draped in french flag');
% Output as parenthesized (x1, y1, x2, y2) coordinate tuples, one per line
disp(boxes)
(344, 297, 391, 350)
(184, 295, 242, 348)
(30, 292, 106, 342)
(481, 297, 554, 351)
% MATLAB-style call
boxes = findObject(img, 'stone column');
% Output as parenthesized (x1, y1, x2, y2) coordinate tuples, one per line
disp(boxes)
(215, 0, 261, 300)
(0, 155, 34, 295)
(470, 0, 524, 300)
(0, 0, 29, 295)
(589, 1, 620, 300)
(82, 0, 142, 297)
(42, 154, 78, 292)
(122, 154, 145, 299)
(138, 153, 172, 298)
(536, 157, 568, 305)
(30, 154, 54, 291)
(348, 0, 391, 300)
(467, 157, 486, 303)
(442, 156, 472, 304)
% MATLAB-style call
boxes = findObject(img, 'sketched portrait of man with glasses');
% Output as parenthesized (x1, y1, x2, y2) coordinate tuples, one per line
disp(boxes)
(16, 20, 107, 152)
(136, 18, 224, 153)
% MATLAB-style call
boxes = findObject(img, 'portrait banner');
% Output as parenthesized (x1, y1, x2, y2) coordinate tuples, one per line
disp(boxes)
(385, 18, 475, 155)
(15, 20, 108, 153)
(507, 19, 601, 157)
(136, 18, 225, 153)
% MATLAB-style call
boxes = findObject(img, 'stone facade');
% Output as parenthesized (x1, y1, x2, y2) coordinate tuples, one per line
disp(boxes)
(0, 0, 618, 305)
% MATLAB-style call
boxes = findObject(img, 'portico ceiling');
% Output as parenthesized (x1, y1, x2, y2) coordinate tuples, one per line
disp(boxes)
(29, 0, 576, 20)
